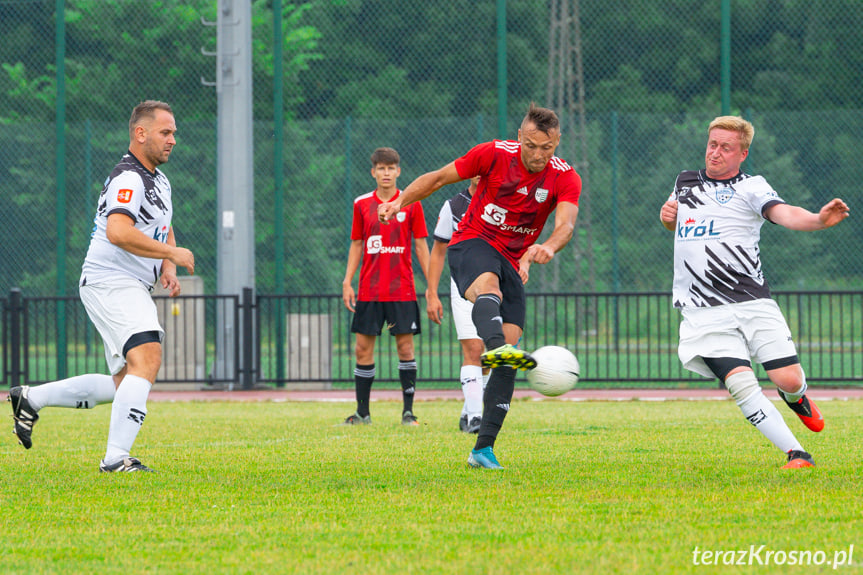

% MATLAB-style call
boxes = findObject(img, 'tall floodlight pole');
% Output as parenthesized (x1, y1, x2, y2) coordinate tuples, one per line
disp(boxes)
(547, 0, 595, 293)
(203, 0, 255, 386)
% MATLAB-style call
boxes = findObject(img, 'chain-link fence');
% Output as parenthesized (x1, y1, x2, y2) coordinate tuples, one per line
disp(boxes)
(1, 0, 861, 297)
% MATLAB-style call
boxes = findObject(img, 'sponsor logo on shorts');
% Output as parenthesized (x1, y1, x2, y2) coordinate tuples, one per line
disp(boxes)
(117, 189, 133, 203)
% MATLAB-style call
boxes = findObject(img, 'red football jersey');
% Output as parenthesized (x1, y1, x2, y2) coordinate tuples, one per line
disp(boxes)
(452, 140, 581, 268)
(351, 189, 428, 301)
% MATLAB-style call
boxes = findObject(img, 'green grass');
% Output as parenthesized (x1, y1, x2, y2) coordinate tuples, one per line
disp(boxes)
(2, 398, 862, 574)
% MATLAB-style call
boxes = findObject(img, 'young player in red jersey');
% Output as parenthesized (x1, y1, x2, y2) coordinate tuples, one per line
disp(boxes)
(378, 104, 581, 468)
(342, 147, 430, 426)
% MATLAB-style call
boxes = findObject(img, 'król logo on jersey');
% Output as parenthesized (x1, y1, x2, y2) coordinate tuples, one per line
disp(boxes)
(366, 235, 404, 255)
(534, 188, 549, 203)
(153, 225, 168, 243)
(396, 211, 406, 223)
(677, 217, 719, 240)
(117, 189, 133, 203)
(715, 187, 735, 204)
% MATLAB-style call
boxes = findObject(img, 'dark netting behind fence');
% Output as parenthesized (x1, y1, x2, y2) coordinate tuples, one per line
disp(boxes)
(1, 0, 861, 296)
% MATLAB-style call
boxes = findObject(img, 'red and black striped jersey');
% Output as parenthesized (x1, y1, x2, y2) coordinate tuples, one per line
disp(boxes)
(351, 189, 428, 302)
(452, 140, 581, 269)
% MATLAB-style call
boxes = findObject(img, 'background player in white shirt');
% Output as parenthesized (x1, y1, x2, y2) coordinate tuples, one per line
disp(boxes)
(8, 101, 195, 472)
(660, 115, 849, 469)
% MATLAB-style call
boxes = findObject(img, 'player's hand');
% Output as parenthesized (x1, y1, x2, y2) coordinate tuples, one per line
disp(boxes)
(342, 283, 356, 312)
(169, 246, 195, 275)
(160, 269, 182, 297)
(525, 243, 555, 265)
(518, 259, 531, 285)
(819, 198, 850, 228)
(377, 200, 402, 223)
(426, 290, 443, 324)
(660, 200, 678, 227)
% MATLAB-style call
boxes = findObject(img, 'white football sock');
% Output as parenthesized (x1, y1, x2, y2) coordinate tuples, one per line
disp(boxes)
(737, 389, 803, 454)
(26, 374, 116, 411)
(482, 370, 490, 390)
(461, 364, 484, 417)
(780, 377, 808, 403)
(103, 374, 152, 464)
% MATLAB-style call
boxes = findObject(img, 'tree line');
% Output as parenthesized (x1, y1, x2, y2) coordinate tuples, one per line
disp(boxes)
(0, 0, 860, 295)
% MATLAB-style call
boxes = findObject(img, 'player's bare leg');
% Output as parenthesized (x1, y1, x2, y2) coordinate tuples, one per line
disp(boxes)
(768, 363, 824, 432)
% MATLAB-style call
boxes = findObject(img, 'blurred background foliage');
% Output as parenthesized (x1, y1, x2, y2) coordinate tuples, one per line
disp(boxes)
(0, 0, 860, 296)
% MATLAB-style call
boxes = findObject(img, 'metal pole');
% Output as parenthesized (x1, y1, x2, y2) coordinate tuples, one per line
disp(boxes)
(496, 0, 507, 138)
(344, 115, 352, 232)
(611, 111, 620, 352)
(720, 0, 731, 115)
(9, 288, 23, 387)
(273, 0, 286, 385)
(242, 287, 255, 389)
(215, 0, 255, 383)
(54, 0, 67, 378)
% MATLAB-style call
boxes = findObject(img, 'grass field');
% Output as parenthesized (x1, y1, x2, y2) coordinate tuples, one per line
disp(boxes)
(2, 397, 862, 574)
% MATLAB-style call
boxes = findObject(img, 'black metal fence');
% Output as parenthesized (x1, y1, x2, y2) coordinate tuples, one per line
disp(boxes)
(4, 289, 860, 390)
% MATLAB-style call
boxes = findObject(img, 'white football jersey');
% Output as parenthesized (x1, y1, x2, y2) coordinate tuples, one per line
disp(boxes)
(432, 188, 472, 243)
(80, 152, 173, 289)
(669, 169, 785, 308)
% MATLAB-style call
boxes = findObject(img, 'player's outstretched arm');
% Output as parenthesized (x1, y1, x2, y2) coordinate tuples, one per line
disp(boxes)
(660, 200, 678, 231)
(766, 198, 850, 231)
(378, 162, 463, 223)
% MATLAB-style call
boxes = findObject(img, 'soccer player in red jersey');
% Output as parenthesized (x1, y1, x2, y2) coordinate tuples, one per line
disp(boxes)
(378, 104, 582, 468)
(342, 147, 431, 426)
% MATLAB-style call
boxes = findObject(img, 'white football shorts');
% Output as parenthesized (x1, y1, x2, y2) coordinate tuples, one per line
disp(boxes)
(450, 277, 479, 341)
(678, 298, 797, 379)
(79, 277, 164, 375)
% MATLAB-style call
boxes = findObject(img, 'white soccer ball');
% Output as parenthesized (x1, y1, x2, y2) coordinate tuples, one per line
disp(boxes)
(526, 346, 580, 397)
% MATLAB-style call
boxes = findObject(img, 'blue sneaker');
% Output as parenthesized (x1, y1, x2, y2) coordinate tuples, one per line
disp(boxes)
(468, 446, 503, 469)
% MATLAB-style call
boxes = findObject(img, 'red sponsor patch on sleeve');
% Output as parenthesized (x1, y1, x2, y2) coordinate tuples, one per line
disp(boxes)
(117, 189, 133, 203)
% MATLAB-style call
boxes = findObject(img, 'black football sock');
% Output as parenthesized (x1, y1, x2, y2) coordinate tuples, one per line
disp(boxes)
(354, 363, 375, 417)
(474, 366, 516, 450)
(398, 359, 417, 414)
(472, 293, 506, 350)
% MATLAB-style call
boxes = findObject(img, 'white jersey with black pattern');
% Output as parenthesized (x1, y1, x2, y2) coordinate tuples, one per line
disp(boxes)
(432, 188, 472, 243)
(670, 169, 785, 308)
(80, 152, 173, 289)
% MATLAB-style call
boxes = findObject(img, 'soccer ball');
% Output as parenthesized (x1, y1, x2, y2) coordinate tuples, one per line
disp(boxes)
(526, 346, 580, 397)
